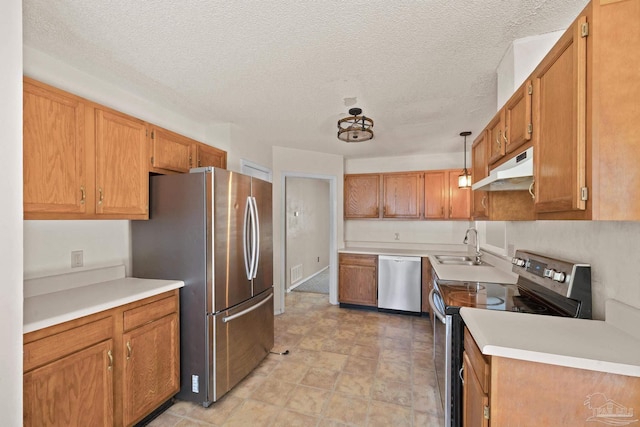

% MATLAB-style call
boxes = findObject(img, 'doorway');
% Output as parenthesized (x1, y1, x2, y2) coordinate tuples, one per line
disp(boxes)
(280, 172, 338, 312)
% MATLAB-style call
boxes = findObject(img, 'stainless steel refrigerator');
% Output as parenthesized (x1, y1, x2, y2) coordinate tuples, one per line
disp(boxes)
(132, 167, 273, 406)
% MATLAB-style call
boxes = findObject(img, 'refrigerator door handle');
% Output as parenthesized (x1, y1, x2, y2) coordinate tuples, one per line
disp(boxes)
(222, 292, 273, 323)
(243, 196, 252, 280)
(250, 196, 260, 279)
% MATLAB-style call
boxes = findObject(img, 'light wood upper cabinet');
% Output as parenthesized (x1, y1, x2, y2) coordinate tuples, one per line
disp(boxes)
(382, 172, 422, 219)
(424, 170, 471, 220)
(424, 171, 446, 219)
(338, 253, 377, 307)
(149, 126, 195, 173)
(344, 174, 381, 218)
(532, 15, 588, 215)
(487, 110, 506, 165)
(23, 79, 88, 216)
(504, 80, 533, 155)
(449, 170, 471, 219)
(471, 131, 490, 220)
(95, 108, 149, 217)
(197, 143, 227, 169)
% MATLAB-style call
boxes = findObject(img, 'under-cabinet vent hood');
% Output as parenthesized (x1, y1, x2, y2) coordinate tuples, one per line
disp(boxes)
(472, 147, 533, 192)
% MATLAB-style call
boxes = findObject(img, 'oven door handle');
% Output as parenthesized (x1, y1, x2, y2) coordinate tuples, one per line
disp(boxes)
(429, 289, 446, 324)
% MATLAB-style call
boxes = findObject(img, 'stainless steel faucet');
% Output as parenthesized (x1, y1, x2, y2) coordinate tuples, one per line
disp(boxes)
(463, 227, 482, 262)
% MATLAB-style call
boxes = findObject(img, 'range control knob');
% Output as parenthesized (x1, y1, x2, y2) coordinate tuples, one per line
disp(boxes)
(512, 257, 526, 267)
(543, 268, 555, 278)
(552, 271, 567, 283)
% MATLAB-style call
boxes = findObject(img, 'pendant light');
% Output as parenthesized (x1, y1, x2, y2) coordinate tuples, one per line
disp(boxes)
(458, 131, 472, 188)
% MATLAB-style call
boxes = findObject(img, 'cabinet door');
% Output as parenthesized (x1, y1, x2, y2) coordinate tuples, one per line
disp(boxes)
(449, 170, 471, 219)
(424, 171, 446, 219)
(532, 16, 587, 213)
(150, 126, 195, 173)
(122, 314, 179, 426)
(487, 110, 506, 165)
(23, 340, 113, 427)
(504, 80, 532, 155)
(197, 143, 227, 169)
(344, 174, 380, 218)
(421, 258, 432, 314)
(338, 254, 377, 306)
(382, 173, 422, 218)
(471, 131, 490, 219)
(95, 109, 149, 217)
(23, 79, 87, 216)
(463, 352, 489, 427)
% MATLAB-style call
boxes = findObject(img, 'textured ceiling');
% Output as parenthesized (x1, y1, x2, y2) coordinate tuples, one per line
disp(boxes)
(23, 0, 589, 159)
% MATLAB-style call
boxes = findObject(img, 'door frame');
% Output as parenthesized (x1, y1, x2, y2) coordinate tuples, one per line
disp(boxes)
(279, 172, 338, 311)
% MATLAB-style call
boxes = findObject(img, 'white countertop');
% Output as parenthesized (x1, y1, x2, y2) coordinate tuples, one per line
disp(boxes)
(460, 300, 640, 377)
(340, 246, 517, 284)
(24, 265, 184, 333)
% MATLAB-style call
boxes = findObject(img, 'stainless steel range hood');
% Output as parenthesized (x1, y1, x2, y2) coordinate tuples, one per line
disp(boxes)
(472, 147, 533, 192)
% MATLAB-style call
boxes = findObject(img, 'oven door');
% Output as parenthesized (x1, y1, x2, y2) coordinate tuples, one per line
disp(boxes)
(429, 289, 452, 426)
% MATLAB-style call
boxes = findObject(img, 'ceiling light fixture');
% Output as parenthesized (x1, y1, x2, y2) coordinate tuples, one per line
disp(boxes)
(458, 131, 472, 188)
(337, 107, 374, 142)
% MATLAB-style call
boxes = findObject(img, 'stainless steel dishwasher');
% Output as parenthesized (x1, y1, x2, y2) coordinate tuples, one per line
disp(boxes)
(377, 255, 421, 313)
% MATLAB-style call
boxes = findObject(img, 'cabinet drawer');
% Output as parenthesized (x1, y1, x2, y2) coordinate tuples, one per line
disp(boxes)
(339, 253, 377, 267)
(123, 294, 178, 331)
(24, 316, 113, 372)
(464, 327, 491, 393)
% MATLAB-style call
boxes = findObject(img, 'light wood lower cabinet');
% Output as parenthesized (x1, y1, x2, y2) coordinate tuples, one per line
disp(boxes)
(464, 327, 640, 426)
(338, 253, 378, 307)
(421, 257, 432, 314)
(23, 290, 180, 427)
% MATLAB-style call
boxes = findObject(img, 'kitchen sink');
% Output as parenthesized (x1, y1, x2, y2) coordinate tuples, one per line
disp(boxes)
(433, 255, 490, 267)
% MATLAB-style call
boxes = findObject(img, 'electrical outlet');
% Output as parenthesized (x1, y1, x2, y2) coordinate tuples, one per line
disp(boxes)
(317, 257, 320, 262)
(394, 233, 400, 241)
(71, 250, 83, 268)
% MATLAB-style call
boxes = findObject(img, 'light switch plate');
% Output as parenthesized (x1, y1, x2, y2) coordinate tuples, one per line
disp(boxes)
(71, 250, 83, 268)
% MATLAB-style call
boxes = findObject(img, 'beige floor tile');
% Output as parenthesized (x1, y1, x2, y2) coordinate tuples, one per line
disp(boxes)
(271, 409, 319, 427)
(147, 412, 183, 427)
(335, 372, 374, 398)
(183, 395, 244, 425)
(379, 347, 413, 365)
(251, 377, 296, 406)
(221, 400, 279, 427)
(371, 379, 413, 407)
(252, 355, 281, 376)
(285, 385, 331, 416)
(412, 339, 433, 352)
(300, 367, 340, 390)
(413, 367, 438, 387)
(317, 419, 352, 427)
(269, 361, 310, 384)
(413, 387, 442, 415)
(175, 419, 214, 426)
(367, 400, 412, 427)
(321, 338, 354, 355)
(314, 351, 349, 371)
(344, 355, 379, 376)
(298, 335, 326, 351)
(414, 410, 444, 426)
(285, 348, 320, 366)
(323, 393, 369, 426)
(412, 350, 433, 370)
(226, 372, 267, 399)
(351, 343, 381, 359)
(166, 400, 199, 416)
(376, 360, 412, 383)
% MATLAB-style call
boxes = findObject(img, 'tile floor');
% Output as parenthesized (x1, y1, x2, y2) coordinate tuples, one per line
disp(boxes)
(149, 291, 444, 426)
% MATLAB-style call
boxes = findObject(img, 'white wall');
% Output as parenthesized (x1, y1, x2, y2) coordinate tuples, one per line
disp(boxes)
(23, 221, 131, 278)
(505, 221, 640, 320)
(1, 0, 24, 424)
(285, 177, 330, 289)
(273, 146, 344, 312)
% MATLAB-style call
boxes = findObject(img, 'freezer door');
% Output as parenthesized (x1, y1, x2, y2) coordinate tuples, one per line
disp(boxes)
(250, 177, 273, 296)
(212, 169, 253, 312)
(210, 289, 274, 402)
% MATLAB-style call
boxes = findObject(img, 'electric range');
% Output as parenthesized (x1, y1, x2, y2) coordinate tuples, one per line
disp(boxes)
(429, 250, 592, 427)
